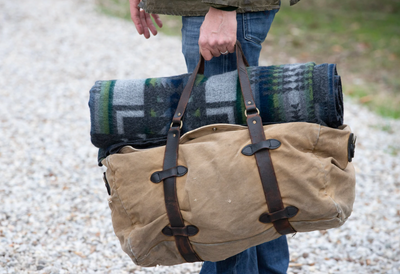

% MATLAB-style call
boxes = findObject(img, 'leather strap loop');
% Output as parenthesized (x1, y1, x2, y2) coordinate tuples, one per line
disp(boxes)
(150, 166, 188, 184)
(162, 225, 199, 237)
(241, 139, 281, 156)
(259, 206, 299, 224)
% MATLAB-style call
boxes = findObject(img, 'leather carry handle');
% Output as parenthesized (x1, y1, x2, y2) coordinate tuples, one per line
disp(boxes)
(161, 41, 296, 263)
(171, 43, 249, 127)
(235, 42, 297, 235)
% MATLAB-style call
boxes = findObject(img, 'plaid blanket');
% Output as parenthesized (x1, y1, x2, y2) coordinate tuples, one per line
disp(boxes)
(89, 62, 343, 163)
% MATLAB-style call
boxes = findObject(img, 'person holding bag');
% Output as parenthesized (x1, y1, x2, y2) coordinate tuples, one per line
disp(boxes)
(128, 1, 301, 273)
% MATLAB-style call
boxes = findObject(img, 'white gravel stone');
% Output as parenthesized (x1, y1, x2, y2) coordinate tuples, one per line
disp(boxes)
(1, 0, 399, 273)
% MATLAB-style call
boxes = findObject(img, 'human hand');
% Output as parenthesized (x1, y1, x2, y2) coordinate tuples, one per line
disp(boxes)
(199, 7, 237, 61)
(129, 0, 163, 39)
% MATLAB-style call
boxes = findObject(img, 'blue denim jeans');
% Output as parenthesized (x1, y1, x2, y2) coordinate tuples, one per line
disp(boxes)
(181, 9, 289, 274)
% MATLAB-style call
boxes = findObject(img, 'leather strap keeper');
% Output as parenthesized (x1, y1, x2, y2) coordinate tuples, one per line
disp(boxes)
(241, 139, 281, 156)
(162, 225, 200, 237)
(259, 206, 299, 224)
(150, 166, 188, 184)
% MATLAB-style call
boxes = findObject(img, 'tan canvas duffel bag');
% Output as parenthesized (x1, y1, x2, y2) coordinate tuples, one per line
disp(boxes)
(101, 42, 356, 267)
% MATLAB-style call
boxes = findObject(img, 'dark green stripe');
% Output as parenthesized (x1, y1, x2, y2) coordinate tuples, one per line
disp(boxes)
(100, 81, 111, 134)
(108, 80, 116, 134)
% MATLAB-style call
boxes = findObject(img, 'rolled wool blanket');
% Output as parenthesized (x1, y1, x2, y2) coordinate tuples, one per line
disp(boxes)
(89, 62, 343, 163)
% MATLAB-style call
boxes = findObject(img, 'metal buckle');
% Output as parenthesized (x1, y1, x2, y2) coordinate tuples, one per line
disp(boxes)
(244, 108, 260, 117)
(170, 121, 183, 129)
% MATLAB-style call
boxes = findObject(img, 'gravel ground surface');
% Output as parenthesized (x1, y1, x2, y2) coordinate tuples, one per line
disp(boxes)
(1, 0, 399, 273)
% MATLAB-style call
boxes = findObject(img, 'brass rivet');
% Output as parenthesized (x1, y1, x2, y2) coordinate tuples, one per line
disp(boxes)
(212, 127, 217, 131)
(173, 134, 176, 137)
(253, 120, 257, 124)
(247, 101, 252, 105)
(178, 113, 181, 116)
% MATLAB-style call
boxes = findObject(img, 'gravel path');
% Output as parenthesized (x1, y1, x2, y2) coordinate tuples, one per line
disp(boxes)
(1, 0, 399, 273)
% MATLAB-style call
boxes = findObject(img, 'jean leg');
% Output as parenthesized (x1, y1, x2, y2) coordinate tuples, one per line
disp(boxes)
(257, 236, 289, 274)
(200, 248, 259, 274)
(200, 237, 289, 274)
(181, 16, 203, 74)
(199, 254, 238, 274)
(238, 9, 279, 67)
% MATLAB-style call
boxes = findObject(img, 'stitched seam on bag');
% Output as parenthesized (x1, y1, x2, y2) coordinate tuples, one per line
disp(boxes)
(136, 226, 277, 259)
(127, 238, 139, 264)
(310, 128, 342, 220)
(135, 240, 176, 264)
(311, 153, 329, 190)
(114, 186, 135, 228)
(312, 125, 322, 152)
(114, 188, 138, 260)
(121, 211, 173, 264)
(106, 156, 137, 259)
(189, 226, 278, 245)
(288, 217, 342, 224)
(328, 197, 343, 221)
(107, 156, 133, 222)
(310, 125, 329, 190)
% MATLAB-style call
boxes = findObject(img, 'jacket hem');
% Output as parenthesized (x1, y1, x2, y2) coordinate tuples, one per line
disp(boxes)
(143, 6, 280, 16)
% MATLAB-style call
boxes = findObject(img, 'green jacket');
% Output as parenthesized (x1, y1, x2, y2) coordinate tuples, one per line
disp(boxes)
(138, 0, 301, 16)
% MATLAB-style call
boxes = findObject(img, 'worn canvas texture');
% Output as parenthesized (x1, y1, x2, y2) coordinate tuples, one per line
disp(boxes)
(102, 122, 355, 267)
(89, 63, 343, 163)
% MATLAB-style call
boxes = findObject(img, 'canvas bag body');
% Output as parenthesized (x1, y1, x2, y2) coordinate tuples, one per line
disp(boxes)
(102, 121, 355, 267)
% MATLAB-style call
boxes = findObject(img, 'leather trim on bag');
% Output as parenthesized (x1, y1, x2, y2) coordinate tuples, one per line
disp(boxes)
(241, 139, 281, 156)
(103, 172, 111, 195)
(348, 133, 356, 162)
(259, 206, 299, 223)
(150, 166, 188, 184)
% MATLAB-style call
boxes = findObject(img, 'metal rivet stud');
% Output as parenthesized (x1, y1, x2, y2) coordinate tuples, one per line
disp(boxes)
(212, 127, 217, 131)
(247, 101, 252, 105)
(178, 113, 181, 116)
(253, 120, 257, 124)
